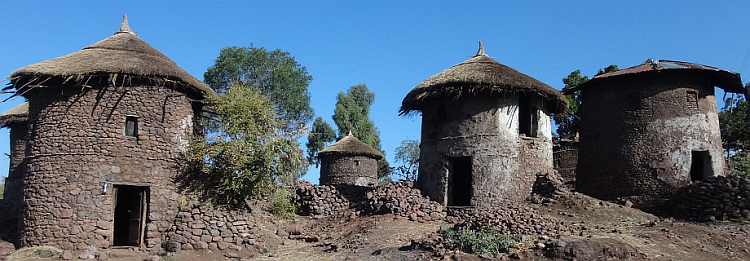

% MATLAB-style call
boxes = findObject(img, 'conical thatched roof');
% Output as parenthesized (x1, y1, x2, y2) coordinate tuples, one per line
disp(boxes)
(318, 132, 384, 160)
(569, 59, 745, 94)
(401, 42, 567, 115)
(0, 102, 28, 127)
(9, 15, 215, 97)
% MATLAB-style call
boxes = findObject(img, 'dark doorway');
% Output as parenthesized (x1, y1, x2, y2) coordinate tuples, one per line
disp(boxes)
(113, 185, 148, 246)
(518, 94, 538, 137)
(448, 157, 472, 206)
(690, 151, 711, 182)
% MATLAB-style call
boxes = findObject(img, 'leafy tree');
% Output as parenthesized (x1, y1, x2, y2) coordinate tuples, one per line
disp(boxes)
(719, 93, 750, 177)
(305, 116, 336, 167)
(332, 84, 390, 178)
(596, 64, 620, 76)
(204, 46, 314, 130)
(392, 139, 420, 181)
(186, 84, 307, 207)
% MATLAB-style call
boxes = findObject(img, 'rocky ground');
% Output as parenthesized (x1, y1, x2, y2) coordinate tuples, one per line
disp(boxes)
(2, 190, 750, 260)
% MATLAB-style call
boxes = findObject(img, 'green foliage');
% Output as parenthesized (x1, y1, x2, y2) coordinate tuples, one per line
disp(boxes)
(596, 64, 620, 76)
(332, 83, 390, 178)
(392, 139, 420, 181)
(306, 117, 336, 167)
(727, 155, 750, 178)
(267, 190, 297, 219)
(719, 95, 750, 154)
(442, 223, 517, 255)
(204, 45, 314, 130)
(187, 84, 307, 207)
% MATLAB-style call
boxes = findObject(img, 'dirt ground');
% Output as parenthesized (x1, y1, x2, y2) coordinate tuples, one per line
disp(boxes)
(2, 192, 750, 260)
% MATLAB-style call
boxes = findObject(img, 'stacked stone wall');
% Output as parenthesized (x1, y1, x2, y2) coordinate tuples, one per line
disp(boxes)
(670, 175, 750, 221)
(168, 205, 258, 252)
(319, 154, 378, 186)
(20, 82, 197, 251)
(553, 140, 578, 188)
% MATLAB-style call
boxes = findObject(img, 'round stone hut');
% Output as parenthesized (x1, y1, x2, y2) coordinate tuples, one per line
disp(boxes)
(318, 132, 383, 186)
(7, 16, 215, 250)
(400, 42, 567, 207)
(571, 59, 744, 208)
(0, 102, 28, 244)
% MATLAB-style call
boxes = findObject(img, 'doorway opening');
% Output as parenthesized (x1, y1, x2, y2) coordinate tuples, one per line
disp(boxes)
(112, 185, 148, 247)
(448, 157, 472, 206)
(689, 151, 711, 182)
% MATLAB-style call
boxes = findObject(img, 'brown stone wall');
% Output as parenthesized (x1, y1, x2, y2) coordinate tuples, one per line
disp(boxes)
(0, 123, 28, 245)
(577, 72, 724, 207)
(553, 140, 578, 187)
(416, 93, 554, 207)
(319, 155, 378, 186)
(20, 81, 198, 251)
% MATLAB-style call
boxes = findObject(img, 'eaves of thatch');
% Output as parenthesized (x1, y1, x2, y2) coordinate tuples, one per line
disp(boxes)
(400, 42, 568, 115)
(318, 132, 384, 160)
(8, 15, 216, 98)
(568, 59, 745, 94)
(0, 102, 28, 128)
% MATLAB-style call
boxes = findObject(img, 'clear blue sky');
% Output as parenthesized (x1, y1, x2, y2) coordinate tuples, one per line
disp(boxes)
(2, 1, 749, 183)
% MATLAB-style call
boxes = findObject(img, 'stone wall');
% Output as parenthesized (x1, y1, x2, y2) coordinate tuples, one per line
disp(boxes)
(553, 140, 578, 188)
(577, 73, 724, 207)
(416, 93, 555, 207)
(168, 205, 257, 252)
(319, 154, 378, 186)
(669, 175, 750, 221)
(0, 123, 27, 245)
(20, 79, 201, 251)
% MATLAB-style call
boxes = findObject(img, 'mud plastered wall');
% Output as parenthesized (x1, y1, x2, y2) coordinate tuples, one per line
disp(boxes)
(21, 80, 199, 251)
(319, 155, 378, 186)
(417, 93, 554, 207)
(577, 73, 724, 207)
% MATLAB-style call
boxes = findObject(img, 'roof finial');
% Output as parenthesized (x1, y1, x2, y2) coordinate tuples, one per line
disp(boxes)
(117, 14, 135, 35)
(475, 41, 487, 57)
(348, 130, 353, 136)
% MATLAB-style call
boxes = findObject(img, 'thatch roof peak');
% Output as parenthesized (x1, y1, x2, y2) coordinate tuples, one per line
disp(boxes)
(318, 133, 384, 160)
(475, 41, 487, 57)
(117, 14, 135, 35)
(9, 16, 216, 98)
(400, 44, 568, 115)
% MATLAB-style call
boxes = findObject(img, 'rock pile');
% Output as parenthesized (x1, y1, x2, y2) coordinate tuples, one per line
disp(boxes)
(670, 175, 750, 222)
(294, 180, 446, 221)
(446, 205, 576, 236)
(168, 205, 258, 252)
(363, 181, 446, 222)
(530, 172, 568, 204)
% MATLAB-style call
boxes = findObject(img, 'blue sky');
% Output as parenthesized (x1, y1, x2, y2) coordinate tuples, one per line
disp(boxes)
(1, 1, 749, 183)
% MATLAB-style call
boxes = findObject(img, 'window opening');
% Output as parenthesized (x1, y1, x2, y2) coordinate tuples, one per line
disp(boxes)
(448, 157, 472, 206)
(689, 151, 711, 182)
(113, 185, 148, 246)
(686, 91, 699, 111)
(519, 94, 538, 137)
(125, 116, 138, 138)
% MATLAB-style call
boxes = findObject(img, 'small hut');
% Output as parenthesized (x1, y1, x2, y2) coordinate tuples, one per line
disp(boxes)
(570, 59, 744, 207)
(401, 42, 567, 207)
(0, 102, 28, 244)
(318, 132, 383, 186)
(6, 15, 215, 250)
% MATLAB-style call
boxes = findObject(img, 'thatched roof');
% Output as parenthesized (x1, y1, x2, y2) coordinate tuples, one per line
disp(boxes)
(318, 132, 384, 160)
(0, 102, 28, 127)
(8, 15, 215, 97)
(569, 59, 745, 94)
(401, 42, 568, 115)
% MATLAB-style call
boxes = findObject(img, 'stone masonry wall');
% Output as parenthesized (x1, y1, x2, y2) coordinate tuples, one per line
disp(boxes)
(670, 175, 750, 221)
(0, 123, 27, 245)
(21, 80, 199, 251)
(319, 154, 378, 186)
(168, 205, 258, 252)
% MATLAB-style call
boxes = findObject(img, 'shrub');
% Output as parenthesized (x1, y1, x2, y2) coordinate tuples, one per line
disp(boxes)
(267, 190, 296, 219)
(442, 222, 517, 255)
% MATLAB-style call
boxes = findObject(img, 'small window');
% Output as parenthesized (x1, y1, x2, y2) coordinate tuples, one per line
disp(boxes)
(519, 94, 538, 137)
(125, 116, 138, 138)
(686, 91, 698, 111)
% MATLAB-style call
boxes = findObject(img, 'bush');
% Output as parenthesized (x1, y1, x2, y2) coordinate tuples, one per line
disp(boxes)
(267, 190, 296, 219)
(442, 222, 517, 255)
(727, 155, 750, 179)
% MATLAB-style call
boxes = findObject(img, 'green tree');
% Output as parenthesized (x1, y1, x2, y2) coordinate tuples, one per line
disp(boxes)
(204, 46, 314, 130)
(332, 84, 390, 178)
(596, 64, 620, 76)
(305, 116, 336, 167)
(392, 139, 420, 181)
(186, 84, 307, 207)
(719, 95, 750, 155)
